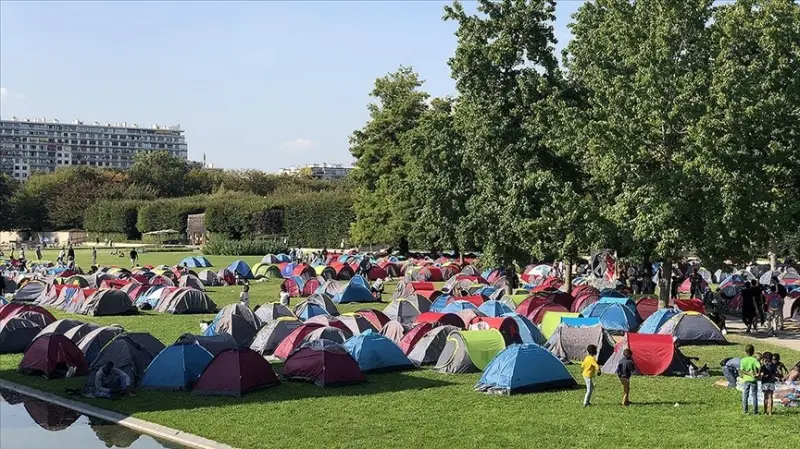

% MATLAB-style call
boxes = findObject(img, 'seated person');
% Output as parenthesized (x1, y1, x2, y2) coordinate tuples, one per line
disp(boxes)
(787, 361, 800, 382)
(371, 278, 385, 301)
(95, 361, 133, 398)
(720, 357, 741, 388)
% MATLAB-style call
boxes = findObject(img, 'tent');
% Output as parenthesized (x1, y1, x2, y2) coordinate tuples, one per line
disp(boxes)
(315, 265, 337, 281)
(398, 322, 435, 355)
(253, 263, 283, 280)
(580, 302, 640, 333)
(149, 275, 175, 287)
(540, 311, 581, 340)
(34, 319, 84, 340)
(62, 287, 97, 314)
(338, 313, 378, 336)
(272, 323, 325, 360)
(545, 324, 616, 364)
(478, 300, 515, 317)
(304, 316, 354, 338)
(357, 309, 391, 330)
(476, 344, 576, 394)
(657, 312, 727, 344)
(226, 260, 254, 279)
(434, 329, 506, 374)
(63, 322, 100, 343)
(383, 298, 430, 324)
(18, 334, 88, 378)
(407, 325, 459, 366)
(197, 270, 221, 286)
(203, 304, 260, 347)
(344, 330, 413, 373)
(639, 308, 680, 334)
(529, 303, 570, 325)
(332, 283, 374, 304)
(468, 316, 522, 346)
(305, 294, 340, 316)
(179, 256, 212, 268)
(305, 326, 349, 345)
(13, 280, 47, 302)
(0, 303, 55, 324)
(282, 276, 306, 297)
(76, 325, 125, 364)
(24, 396, 81, 431)
(155, 288, 217, 314)
(254, 302, 295, 324)
(674, 298, 705, 314)
(678, 277, 708, 297)
(636, 296, 659, 321)
(442, 300, 480, 314)
(281, 339, 366, 387)
(178, 275, 205, 291)
(141, 342, 215, 390)
(0, 317, 44, 354)
(601, 333, 690, 376)
(192, 348, 280, 396)
(79, 289, 138, 316)
(82, 333, 165, 395)
(415, 312, 465, 329)
(316, 280, 346, 297)
(134, 285, 169, 310)
(250, 317, 304, 356)
(560, 317, 600, 327)
(294, 301, 331, 321)
(380, 321, 410, 345)
(501, 313, 546, 345)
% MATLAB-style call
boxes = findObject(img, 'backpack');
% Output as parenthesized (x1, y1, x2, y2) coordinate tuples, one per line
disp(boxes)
(766, 293, 782, 312)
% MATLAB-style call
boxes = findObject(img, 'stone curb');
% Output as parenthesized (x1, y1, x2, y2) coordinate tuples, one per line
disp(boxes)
(0, 379, 236, 449)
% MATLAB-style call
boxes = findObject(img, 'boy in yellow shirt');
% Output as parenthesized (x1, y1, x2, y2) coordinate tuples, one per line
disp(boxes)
(581, 344, 601, 407)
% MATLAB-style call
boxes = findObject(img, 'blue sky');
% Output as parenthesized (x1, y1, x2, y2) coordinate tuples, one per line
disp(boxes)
(0, 1, 583, 171)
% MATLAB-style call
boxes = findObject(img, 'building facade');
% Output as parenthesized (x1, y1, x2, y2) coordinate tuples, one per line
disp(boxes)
(0, 117, 188, 180)
(279, 163, 352, 180)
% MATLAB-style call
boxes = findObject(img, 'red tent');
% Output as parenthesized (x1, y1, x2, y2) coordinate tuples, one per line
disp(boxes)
(0, 304, 56, 324)
(678, 277, 708, 296)
(415, 290, 442, 302)
(273, 323, 324, 360)
(192, 348, 280, 397)
(529, 303, 569, 324)
(409, 282, 435, 291)
(281, 340, 366, 387)
(100, 279, 131, 290)
(282, 278, 303, 297)
(636, 296, 659, 321)
(304, 316, 353, 336)
(18, 334, 88, 378)
(602, 333, 689, 376)
(419, 267, 444, 282)
(356, 309, 390, 330)
(415, 312, 465, 329)
(674, 298, 705, 314)
(302, 278, 321, 297)
(399, 322, 434, 355)
(450, 295, 488, 308)
(515, 295, 551, 317)
(571, 293, 600, 313)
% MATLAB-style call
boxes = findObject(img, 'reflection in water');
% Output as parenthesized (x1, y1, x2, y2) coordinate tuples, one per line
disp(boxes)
(0, 388, 184, 449)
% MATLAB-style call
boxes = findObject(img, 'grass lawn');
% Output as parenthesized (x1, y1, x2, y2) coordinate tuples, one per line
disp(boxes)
(2, 249, 799, 449)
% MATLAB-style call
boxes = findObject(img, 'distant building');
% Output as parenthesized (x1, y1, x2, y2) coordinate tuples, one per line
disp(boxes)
(279, 163, 352, 180)
(0, 117, 188, 180)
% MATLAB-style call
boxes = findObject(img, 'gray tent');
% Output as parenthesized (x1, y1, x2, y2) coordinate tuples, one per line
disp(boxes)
(78, 289, 138, 316)
(408, 325, 459, 367)
(63, 322, 100, 343)
(337, 314, 377, 336)
(13, 281, 46, 302)
(656, 312, 727, 345)
(155, 288, 216, 314)
(304, 326, 348, 345)
(196, 270, 220, 286)
(178, 275, 205, 291)
(383, 297, 431, 324)
(380, 321, 410, 345)
(433, 329, 506, 374)
(305, 294, 340, 316)
(207, 305, 259, 347)
(0, 317, 43, 354)
(77, 325, 126, 365)
(34, 319, 84, 340)
(82, 333, 165, 396)
(545, 324, 616, 364)
(315, 280, 346, 297)
(783, 295, 800, 320)
(250, 318, 303, 356)
(173, 333, 237, 356)
(254, 302, 295, 325)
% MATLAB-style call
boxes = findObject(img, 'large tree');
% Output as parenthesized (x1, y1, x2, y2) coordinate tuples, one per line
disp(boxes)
(0, 174, 17, 229)
(349, 67, 429, 250)
(444, 0, 577, 267)
(128, 150, 194, 197)
(564, 0, 715, 304)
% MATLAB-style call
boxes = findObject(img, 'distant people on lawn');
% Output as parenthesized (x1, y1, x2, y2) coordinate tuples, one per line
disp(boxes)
(279, 284, 290, 307)
(35, 245, 42, 261)
(739, 344, 760, 415)
(95, 361, 133, 399)
(129, 248, 138, 267)
(616, 348, 635, 406)
(581, 344, 600, 407)
(91, 246, 97, 266)
(239, 284, 250, 309)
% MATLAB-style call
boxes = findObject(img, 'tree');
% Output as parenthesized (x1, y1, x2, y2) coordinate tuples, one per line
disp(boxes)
(444, 0, 575, 267)
(0, 174, 18, 229)
(128, 151, 193, 197)
(696, 0, 800, 268)
(349, 67, 429, 249)
(564, 0, 715, 305)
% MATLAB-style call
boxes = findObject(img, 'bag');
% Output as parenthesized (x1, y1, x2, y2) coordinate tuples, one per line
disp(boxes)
(766, 293, 782, 313)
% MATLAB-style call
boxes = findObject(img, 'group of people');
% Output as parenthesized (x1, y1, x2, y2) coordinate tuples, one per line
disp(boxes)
(737, 277, 786, 336)
(723, 345, 797, 415)
(581, 344, 635, 407)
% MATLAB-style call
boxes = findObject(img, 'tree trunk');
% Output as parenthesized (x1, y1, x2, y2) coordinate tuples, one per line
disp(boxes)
(565, 258, 573, 293)
(658, 257, 672, 309)
(769, 239, 778, 271)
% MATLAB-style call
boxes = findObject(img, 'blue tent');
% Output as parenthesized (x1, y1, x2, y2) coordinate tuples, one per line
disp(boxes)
(475, 344, 577, 394)
(430, 294, 453, 313)
(275, 253, 292, 263)
(227, 260, 253, 279)
(594, 303, 640, 332)
(348, 275, 370, 289)
(180, 257, 212, 268)
(136, 285, 167, 309)
(478, 300, 514, 317)
(598, 296, 638, 315)
(140, 344, 214, 390)
(639, 308, 680, 334)
(441, 301, 479, 314)
(502, 313, 545, 345)
(343, 330, 413, 373)
(560, 317, 600, 327)
(474, 286, 499, 298)
(332, 283, 374, 304)
(599, 289, 627, 298)
(280, 263, 298, 278)
(296, 302, 329, 320)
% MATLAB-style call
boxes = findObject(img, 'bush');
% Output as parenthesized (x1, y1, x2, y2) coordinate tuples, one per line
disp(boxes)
(282, 192, 353, 247)
(204, 194, 268, 240)
(87, 232, 130, 244)
(137, 196, 206, 234)
(142, 232, 183, 244)
(203, 238, 288, 256)
(84, 200, 142, 240)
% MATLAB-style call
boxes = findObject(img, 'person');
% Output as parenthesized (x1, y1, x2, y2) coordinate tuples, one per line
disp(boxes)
(35, 245, 42, 261)
(57, 246, 66, 264)
(506, 266, 518, 295)
(627, 265, 638, 293)
(720, 357, 741, 388)
(321, 248, 328, 261)
(741, 280, 762, 333)
(759, 352, 781, 416)
(765, 290, 784, 337)
(773, 353, 788, 378)
(689, 267, 704, 299)
(66, 256, 75, 271)
(239, 284, 250, 308)
(616, 348, 635, 406)
(670, 264, 682, 298)
(358, 256, 372, 276)
(739, 344, 761, 415)
(279, 284, 290, 307)
(67, 245, 75, 261)
(787, 361, 800, 382)
(581, 345, 601, 407)
(95, 237, 100, 246)
(769, 276, 787, 298)
(371, 278, 385, 301)
(129, 248, 138, 267)
(91, 246, 97, 266)
(95, 361, 133, 399)
(19, 246, 26, 262)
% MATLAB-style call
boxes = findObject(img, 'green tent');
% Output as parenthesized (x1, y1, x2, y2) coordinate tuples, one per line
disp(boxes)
(434, 329, 506, 374)
(254, 263, 282, 279)
(540, 312, 580, 340)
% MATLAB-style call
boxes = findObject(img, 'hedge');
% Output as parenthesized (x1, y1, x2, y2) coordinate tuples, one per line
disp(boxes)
(203, 238, 287, 256)
(282, 192, 353, 247)
(136, 196, 206, 234)
(84, 200, 142, 240)
(204, 194, 269, 240)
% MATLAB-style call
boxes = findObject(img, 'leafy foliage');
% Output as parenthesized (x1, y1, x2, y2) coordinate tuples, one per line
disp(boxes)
(136, 196, 206, 233)
(84, 200, 142, 239)
(202, 238, 288, 256)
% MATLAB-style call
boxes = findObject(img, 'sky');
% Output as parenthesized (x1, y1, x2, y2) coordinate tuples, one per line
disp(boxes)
(0, 1, 583, 171)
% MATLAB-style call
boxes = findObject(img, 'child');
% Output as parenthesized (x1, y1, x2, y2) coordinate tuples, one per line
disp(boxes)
(581, 345, 601, 407)
(759, 351, 781, 416)
(239, 284, 250, 309)
(616, 348, 636, 406)
(739, 344, 761, 415)
(773, 353, 788, 378)
(279, 284, 290, 307)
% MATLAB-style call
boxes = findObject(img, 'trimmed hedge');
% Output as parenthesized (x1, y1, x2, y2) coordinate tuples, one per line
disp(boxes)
(84, 200, 142, 240)
(137, 196, 206, 234)
(204, 194, 269, 240)
(203, 238, 287, 256)
(283, 192, 353, 247)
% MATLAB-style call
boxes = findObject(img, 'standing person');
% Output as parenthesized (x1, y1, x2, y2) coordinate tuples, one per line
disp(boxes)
(765, 291, 784, 337)
(689, 267, 704, 299)
(772, 353, 788, 378)
(239, 284, 250, 309)
(35, 245, 42, 261)
(720, 357, 741, 388)
(371, 277, 385, 302)
(759, 352, 781, 416)
(57, 246, 65, 265)
(616, 349, 636, 406)
(279, 284, 290, 307)
(91, 246, 97, 267)
(67, 245, 75, 262)
(321, 248, 328, 262)
(741, 281, 758, 333)
(129, 248, 138, 267)
(739, 344, 761, 415)
(19, 246, 26, 262)
(506, 265, 518, 295)
(581, 345, 601, 407)
(670, 264, 682, 299)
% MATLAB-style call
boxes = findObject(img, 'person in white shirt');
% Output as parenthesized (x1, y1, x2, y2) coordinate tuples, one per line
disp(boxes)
(279, 284, 290, 307)
(239, 284, 250, 308)
(371, 278, 385, 302)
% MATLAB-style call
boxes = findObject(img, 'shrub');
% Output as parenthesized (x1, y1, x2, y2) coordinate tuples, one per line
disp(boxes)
(203, 238, 288, 256)
(84, 200, 142, 240)
(137, 196, 206, 234)
(204, 194, 268, 240)
(282, 192, 353, 247)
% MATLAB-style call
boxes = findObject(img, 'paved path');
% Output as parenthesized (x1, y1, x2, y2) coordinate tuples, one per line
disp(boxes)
(724, 316, 800, 351)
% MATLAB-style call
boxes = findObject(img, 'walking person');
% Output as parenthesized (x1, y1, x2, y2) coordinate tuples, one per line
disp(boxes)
(739, 344, 761, 415)
(616, 349, 636, 406)
(759, 352, 781, 416)
(129, 248, 138, 267)
(279, 284, 290, 307)
(91, 246, 97, 267)
(239, 284, 250, 309)
(741, 280, 759, 333)
(35, 245, 42, 261)
(581, 345, 601, 407)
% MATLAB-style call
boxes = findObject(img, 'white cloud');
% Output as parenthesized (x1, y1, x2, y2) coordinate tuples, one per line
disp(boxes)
(0, 87, 7, 98)
(283, 138, 314, 150)
(0, 87, 24, 99)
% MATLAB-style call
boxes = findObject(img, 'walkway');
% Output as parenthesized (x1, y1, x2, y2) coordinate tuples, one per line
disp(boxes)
(724, 316, 800, 352)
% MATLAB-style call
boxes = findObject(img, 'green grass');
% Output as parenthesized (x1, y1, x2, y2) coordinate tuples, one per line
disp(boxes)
(2, 249, 799, 449)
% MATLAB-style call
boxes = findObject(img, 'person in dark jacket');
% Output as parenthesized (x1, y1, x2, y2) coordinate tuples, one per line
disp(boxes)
(741, 279, 764, 333)
(616, 349, 636, 406)
(688, 267, 704, 299)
